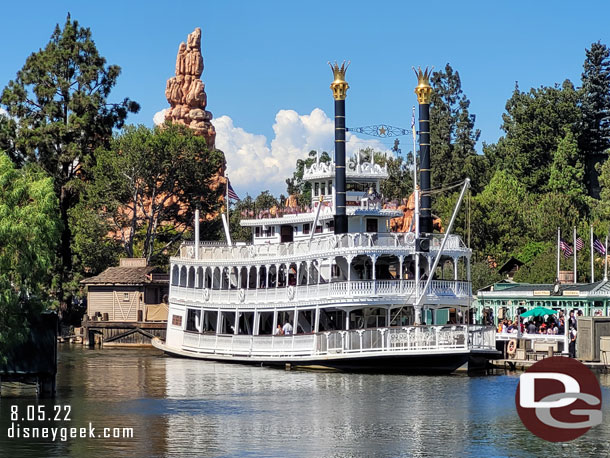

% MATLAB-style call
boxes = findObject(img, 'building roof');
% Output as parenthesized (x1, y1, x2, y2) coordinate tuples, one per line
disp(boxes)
(477, 280, 610, 299)
(498, 257, 524, 275)
(80, 266, 168, 286)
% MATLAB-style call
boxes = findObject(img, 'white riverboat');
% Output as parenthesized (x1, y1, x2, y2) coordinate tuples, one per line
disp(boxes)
(152, 65, 498, 373)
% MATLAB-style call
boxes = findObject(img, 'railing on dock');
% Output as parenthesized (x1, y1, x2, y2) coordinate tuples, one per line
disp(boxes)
(180, 325, 496, 358)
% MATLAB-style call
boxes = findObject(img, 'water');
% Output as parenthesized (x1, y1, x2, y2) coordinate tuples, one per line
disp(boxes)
(1, 346, 610, 457)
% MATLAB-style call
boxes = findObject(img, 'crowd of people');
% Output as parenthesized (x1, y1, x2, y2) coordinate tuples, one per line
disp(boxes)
(497, 310, 580, 358)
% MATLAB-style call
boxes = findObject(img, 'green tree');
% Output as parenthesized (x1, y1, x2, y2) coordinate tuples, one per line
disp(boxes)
(548, 129, 587, 212)
(470, 170, 528, 258)
(286, 150, 330, 206)
(512, 248, 557, 284)
(580, 41, 610, 197)
(78, 124, 224, 267)
(228, 195, 255, 242)
(0, 153, 60, 360)
(0, 16, 139, 308)
(471, 260, 502, 292)
(488, 81, 581, 193)
(430, 64, 481, 190)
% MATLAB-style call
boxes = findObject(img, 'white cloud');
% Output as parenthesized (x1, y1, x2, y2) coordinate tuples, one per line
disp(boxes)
(153, 108, 168, 126)
(0, 108, 8, 118)
(213, 108, 388, 197)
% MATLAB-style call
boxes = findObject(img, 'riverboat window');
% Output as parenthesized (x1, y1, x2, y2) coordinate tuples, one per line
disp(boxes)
(326, 220, 334, 231)
(123, 293, 129, 301)
(255, 227, 261, 237)
(366, 218, 378, 233)
(303, 223, 310, 234)
(258, 312, 274, 335)
(321, 182, 326, 195)
(186, 309, 201, 332)
(264, 226, 275, 237)
(314, 182, 319, 196)
(171, 315, 182, 327)
(315, 224, 322, 234)
(328, 180, 333, 193)
(204, 311, 218, 332)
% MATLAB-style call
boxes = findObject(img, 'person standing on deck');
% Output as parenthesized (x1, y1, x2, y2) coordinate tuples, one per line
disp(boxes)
(282, 321, 293, 335)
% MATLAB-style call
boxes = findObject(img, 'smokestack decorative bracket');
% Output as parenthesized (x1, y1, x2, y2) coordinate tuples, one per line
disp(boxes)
(413, 66, 433, 104)
(329, 61, 350, 100)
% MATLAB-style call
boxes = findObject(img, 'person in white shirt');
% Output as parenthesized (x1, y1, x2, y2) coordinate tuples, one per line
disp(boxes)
(282, 321, 293, 335)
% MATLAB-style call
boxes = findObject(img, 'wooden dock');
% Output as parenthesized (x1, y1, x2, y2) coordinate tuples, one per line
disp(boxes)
(492, 357, 609, 373)
(82, 318, 166, 347)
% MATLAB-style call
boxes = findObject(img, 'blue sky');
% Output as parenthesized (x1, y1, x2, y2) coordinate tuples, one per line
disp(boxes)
(1, 1, 609, 196)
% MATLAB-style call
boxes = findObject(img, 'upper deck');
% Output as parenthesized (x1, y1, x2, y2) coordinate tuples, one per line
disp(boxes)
(174, 232, 471, 265)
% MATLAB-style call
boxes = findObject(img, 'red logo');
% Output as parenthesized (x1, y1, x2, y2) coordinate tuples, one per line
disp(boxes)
(515, 356, 602, 442)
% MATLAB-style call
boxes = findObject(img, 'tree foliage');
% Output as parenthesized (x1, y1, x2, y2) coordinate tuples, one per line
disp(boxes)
(286, 150, 330, 206)
(487, 80, 581, 193)
(0, 153, 60, 360)
(430, 64, 482, 191)
(76, 123, 224, 267)
(0, 16, 139, 307)
(580, 41, 610, 197)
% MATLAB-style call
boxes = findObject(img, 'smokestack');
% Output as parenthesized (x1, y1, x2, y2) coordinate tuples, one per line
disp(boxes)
(414, 67, 433, 234)
(329, 61, 350, 235)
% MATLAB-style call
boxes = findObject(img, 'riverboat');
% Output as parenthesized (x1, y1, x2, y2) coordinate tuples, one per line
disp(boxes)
(152, 65, 498, 373)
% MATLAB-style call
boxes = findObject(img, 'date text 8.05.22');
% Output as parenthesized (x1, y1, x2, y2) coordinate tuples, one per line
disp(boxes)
(10, 405, 71, 422)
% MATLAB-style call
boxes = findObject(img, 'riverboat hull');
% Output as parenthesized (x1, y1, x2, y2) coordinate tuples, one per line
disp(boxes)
(152, 337, 498, 374)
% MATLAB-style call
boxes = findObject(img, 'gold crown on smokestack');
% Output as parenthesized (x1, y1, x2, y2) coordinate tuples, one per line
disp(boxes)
(413, 66, 434, 104)
(329, 60, 350, 100)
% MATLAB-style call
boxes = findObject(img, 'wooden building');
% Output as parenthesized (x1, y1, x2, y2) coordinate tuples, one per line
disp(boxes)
(80, 258, 169, 346)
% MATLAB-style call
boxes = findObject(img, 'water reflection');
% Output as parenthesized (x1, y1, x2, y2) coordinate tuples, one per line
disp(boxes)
(1, 346, 610, 457)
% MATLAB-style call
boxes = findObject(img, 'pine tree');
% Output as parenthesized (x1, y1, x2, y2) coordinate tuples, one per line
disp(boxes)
(548, 129, 587, 212)
(0, 16, 139, 310)
(430, 64, 481, 189)
(580, 41, 610, 198)
(489, 80, 581, 193)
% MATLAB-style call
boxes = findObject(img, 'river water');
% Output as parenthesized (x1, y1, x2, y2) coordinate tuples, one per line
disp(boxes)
(1, 346, 610, 457)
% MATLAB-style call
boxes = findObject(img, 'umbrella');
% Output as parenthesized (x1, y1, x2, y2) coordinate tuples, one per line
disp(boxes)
(520, 307, 557, 318)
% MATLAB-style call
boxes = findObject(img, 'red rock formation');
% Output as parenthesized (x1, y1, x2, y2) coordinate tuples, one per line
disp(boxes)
(388, 190, 443, 233)
(165, 27, 216, 148)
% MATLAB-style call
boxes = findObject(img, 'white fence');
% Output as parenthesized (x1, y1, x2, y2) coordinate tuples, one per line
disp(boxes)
(180, 325, 496, 358)
(171, 279, 472, 306)
(178, 232, 468, 262)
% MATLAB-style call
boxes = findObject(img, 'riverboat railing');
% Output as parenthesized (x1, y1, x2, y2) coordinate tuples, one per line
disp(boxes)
(171, 279, 472, 305)
(180, 325, 496, 358)
(177, 232, 468, 262)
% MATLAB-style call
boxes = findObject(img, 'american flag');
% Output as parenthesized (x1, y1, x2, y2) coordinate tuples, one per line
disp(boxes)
(227, 179, 240, 201)
(560, 239, 573, 258)
(575, 237, 584, 252)
(594, 238, 606, 255)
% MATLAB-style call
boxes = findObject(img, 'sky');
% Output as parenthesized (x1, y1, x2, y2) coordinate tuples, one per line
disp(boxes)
(1, 1, 610, 197)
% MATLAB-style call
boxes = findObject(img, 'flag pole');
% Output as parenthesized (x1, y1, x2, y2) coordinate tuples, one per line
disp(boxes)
(556, 227, 560, 281)
(604, 235, 608, 281)
(226, 173, 230, 222)
(573, 226, 577, 284)
(591, 224, 594, 283)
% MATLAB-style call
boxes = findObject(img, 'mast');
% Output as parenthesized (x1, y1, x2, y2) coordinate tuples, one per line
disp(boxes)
(414, 67, 433, 234)
(414, 68, 433, 324)
(329, 61, 349, 235)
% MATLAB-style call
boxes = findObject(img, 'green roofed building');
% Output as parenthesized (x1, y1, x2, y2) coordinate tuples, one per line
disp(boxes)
(475, 280, 610, 325)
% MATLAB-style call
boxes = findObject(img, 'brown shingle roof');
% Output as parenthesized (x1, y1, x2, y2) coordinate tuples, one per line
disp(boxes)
(80, 266, 168, 285)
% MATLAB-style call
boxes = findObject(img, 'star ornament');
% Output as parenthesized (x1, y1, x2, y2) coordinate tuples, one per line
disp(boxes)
(378, 126, 387, 136)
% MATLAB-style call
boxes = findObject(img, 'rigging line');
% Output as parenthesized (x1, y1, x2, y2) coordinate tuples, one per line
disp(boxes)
(420, 180, 468, 196)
